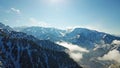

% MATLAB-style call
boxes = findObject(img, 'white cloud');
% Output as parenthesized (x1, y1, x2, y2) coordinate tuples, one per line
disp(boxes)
(98, 49, 120, 63)
(112, 40, 120, 45)
(11, 8, 21, 14)
(29, 18, 50, 27)
(69, 52, 83, 62)
(56, 42, 89, 62)
(56, 42, 89, 52)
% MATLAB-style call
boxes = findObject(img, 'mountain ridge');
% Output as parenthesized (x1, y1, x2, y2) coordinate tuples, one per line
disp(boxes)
(14, 26, 120, 49)
(0, 22, 82, 68)
(1, 22, 120, 68)
(14, 25, 120, 68)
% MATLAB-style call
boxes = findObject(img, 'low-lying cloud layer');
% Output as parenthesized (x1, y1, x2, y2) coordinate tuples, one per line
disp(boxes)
(112, 40, 120, 45)
(56, 42, 89, 62)
(98, 49, 120, 63)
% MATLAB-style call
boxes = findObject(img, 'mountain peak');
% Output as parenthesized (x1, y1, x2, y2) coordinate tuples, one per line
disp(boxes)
(0, 22, 5, 27)
(0, 22, 13, 31)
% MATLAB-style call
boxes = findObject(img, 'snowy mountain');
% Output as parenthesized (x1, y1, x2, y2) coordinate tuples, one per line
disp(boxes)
(64, 28, 120, 49)
(0, 23, 82, 68)
(14, 27, 66, 42)
(0, 23, 13, 31)
(79, 40, 120, 68)
(14, 26, 120, 68)
(15, 27, 120, 49)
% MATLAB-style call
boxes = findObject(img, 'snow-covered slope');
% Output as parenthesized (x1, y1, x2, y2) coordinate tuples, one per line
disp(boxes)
(14, 26, 66, 42)
(0, 23, 82, 68)
(14, 26, 120, 68)
(0, 23, 13, 31)
(75, 39, 120, 68)
(15, 27, 120, 49)
(64, 28, 120, 49)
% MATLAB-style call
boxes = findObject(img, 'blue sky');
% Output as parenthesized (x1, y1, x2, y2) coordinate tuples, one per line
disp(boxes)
(0, 0, 120, 35)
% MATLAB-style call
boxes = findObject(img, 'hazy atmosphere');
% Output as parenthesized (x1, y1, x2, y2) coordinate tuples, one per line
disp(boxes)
(0, 0, 120, 35)
(0, 0, 120, 68)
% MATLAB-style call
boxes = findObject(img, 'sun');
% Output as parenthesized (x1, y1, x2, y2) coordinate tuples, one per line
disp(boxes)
(43, 0, 68, 6)
(50, 0, 61, 3)
(49, 0, 65, 4)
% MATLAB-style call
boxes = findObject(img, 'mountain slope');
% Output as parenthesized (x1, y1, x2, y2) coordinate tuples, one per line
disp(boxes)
(64, 28, 120, 49)
(15, 27, 120, 49)
(14, 26, 120, 68)
(0, 23, 82, 68)
(15, 26, 66, 42)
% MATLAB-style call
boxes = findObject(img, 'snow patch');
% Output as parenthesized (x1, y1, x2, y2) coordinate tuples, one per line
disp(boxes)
(93, 45, 100, 51)
(76, 35, 80, 38)
(103, 34, 106, 39)
(60, 32, 66, 36)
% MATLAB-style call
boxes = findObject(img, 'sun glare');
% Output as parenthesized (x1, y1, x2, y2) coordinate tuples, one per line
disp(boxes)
(49, 0, 65, 4)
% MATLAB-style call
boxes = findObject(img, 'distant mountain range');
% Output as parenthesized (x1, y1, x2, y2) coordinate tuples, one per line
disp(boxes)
(15, 26, 120, 49)
(1, 22, 120, 68)
(0, 23, 82, 68)
(14, 25, 120, 68)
